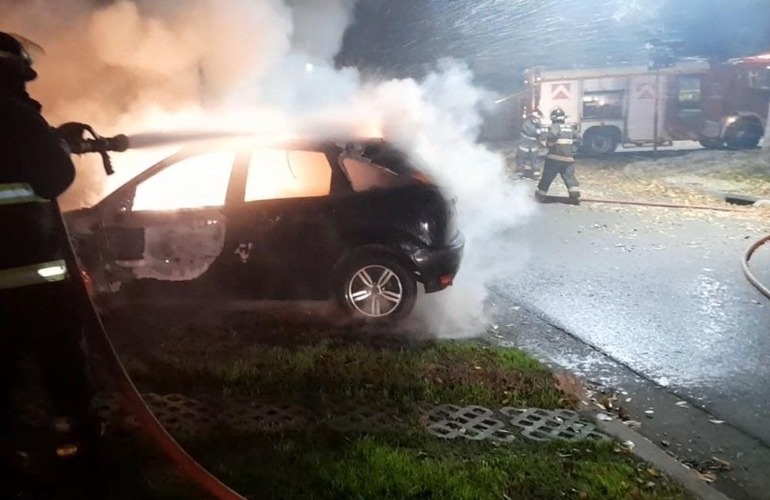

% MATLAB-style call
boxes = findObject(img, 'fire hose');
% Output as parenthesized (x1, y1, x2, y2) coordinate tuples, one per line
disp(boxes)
(59, 127, 247, 499)
(580, 197, 743, 213)
(742, 234, 770, 299)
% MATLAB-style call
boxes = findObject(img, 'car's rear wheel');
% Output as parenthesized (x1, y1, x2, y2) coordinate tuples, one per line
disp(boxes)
(334, 252, 417, 322)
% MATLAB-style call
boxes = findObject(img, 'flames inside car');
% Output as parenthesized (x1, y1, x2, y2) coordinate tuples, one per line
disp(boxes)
(65, 139, 464, 321)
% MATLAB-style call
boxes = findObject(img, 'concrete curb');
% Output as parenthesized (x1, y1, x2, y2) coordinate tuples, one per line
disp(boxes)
(594, 417, 731, 500)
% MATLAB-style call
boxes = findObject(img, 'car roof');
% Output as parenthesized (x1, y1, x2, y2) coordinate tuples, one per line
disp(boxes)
(168, 135, 388, 154)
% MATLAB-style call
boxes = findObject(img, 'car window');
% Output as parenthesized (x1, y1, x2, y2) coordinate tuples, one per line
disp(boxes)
(132, 151, 234, 212)
(244, 149, 332, 201)
(341, 156, 402, 192)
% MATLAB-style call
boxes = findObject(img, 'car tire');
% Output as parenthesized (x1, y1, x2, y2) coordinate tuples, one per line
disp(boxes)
(333, 251, 417, 322)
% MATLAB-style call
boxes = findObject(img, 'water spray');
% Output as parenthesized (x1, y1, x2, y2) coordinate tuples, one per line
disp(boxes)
(57, 122, 253, 176)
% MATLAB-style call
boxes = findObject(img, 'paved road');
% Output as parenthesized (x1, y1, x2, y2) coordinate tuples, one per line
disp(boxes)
(494, 200, 770, 446)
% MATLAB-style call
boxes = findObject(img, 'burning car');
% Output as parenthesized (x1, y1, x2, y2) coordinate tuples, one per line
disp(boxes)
(65, 138, 464, 321)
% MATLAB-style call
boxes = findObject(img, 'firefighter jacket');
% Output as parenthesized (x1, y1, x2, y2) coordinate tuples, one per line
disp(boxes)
(545, 123, 576, 162)
(519, 118, 544, 153)
(0, 91, 75, 290)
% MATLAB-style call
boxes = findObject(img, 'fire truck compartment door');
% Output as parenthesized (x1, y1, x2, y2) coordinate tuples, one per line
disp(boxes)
(627, 75, 665, 142)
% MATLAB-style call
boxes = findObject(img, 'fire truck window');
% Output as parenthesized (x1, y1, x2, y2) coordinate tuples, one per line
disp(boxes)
(245, 149, 332, 202)
(582, 91, 623, 120)
(341, 156, 401, 192)
(133, 151, 234, 211)
(678, 76, 702, 109)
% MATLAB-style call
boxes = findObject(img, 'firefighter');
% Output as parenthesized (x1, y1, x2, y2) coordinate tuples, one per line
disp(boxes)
(0, 32, 102, 497)
(535, 107, 581, 204)
(516, 109, 545, 179)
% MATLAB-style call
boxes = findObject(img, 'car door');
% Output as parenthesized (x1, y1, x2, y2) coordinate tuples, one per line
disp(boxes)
(224, 147, 344, 300)
(96, 149, 241, 302)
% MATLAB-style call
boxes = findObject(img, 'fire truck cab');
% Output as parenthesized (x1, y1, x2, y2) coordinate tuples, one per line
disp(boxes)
(524, 54, 770, 154)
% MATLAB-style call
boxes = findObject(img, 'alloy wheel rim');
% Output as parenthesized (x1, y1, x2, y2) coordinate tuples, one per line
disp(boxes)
(347, 264, 403, 318)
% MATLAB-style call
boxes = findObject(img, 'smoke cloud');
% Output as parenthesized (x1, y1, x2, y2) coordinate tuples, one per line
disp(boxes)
(2, 0, 534, 337)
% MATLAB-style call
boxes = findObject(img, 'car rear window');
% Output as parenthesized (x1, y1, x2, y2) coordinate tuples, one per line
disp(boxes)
(341, 156, 404, 192)
(245, 149, 332, 201)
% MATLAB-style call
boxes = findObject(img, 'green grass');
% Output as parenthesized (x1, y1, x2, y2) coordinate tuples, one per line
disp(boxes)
(121, 324, 568, 412)
(103, 317, 691, 499)
(106, 428, 690, 500)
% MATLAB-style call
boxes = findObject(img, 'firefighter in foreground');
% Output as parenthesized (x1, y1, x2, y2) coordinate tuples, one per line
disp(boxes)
(535, 107, 581, 204)
(0, 32, 103, 498)
(516, 109, 545, 179)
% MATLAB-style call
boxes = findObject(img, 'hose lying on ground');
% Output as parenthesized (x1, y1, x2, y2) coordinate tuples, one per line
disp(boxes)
(742, 234, 770, 299)
(581, 197, 743, 212)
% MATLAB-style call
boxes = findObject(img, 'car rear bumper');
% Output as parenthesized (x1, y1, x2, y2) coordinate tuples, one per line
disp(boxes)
(410, 232, 465, 293)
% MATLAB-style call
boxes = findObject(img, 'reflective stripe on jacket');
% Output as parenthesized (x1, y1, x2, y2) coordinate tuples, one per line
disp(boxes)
(0, 182, 44, 205)
(0, 182, 69, 290)
(0, 259, 69, 290)
(546, 124, 575, 162)
(519, 119, 543, 152)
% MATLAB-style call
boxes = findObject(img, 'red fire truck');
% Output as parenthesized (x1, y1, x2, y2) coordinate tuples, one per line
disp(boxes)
(524, 54, 770, 154)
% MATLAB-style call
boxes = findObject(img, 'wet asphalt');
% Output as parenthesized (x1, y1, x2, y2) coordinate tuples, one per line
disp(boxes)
(492, 199, 770, 447)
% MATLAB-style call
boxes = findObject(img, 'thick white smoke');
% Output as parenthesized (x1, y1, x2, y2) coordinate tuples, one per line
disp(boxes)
(2, 0, 535, 337)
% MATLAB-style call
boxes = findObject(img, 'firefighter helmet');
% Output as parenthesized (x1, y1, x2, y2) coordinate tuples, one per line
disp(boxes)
(0, 32, 38, 82)
(550, 107, 567, 124)
(529, 109, 544, 124)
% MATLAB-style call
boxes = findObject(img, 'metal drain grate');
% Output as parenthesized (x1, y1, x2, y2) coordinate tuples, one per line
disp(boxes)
(424, 404, 515, 443)
(506, 408, 609, 442)
(21, 395, 611, 444)
(425, 406, 610, 443)
(221, 401, 314, 433)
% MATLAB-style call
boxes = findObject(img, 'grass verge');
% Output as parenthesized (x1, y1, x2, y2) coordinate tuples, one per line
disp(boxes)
(118, 319, 569, 412)
(100, 315, 691, 499)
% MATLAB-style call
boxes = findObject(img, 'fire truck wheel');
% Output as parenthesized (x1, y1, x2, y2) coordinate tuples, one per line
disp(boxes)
(724, 119, 763, 149)
(582, 129, 619, 155)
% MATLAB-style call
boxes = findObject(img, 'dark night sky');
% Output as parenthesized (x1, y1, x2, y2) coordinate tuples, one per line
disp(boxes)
(337, 0, 770, 92)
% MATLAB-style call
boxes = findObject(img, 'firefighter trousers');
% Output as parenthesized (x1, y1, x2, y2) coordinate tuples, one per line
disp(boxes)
(516, 148, 541, 178)
(536, 158, 580, 196)
(0, 280, 95, 447)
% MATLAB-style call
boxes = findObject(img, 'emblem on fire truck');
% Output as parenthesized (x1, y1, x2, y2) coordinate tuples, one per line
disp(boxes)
(550, 83, 572, 100)
(636, 82, 656, 99)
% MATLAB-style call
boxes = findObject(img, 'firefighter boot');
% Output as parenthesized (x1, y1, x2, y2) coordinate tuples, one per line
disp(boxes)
(51, 417, 108, 499)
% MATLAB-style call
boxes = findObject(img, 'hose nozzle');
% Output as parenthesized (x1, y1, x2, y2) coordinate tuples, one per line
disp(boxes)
(73, 134, 129, 154)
